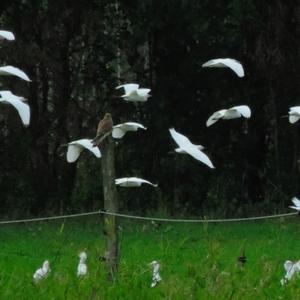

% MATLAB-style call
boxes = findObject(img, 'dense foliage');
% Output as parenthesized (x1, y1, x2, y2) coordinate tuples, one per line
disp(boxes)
(0, 1, 299, 217)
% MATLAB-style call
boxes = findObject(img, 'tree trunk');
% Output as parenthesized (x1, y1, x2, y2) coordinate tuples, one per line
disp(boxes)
(101, 135, 119, 280)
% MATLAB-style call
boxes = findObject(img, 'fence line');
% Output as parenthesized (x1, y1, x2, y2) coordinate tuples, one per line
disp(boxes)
(99, 210, 298, 223)
(0, 211, 100, 225)
(0, 209, 297, 225)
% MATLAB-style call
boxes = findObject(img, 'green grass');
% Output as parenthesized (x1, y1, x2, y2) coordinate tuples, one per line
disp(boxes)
(0, 216, 300, 299)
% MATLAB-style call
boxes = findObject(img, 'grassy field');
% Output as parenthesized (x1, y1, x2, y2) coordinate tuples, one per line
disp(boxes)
(0, 215, 300, 299)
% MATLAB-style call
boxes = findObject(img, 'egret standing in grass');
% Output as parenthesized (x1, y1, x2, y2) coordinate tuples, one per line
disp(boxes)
(77, 251, 87, 277)
(206, 105, 251, 127)
(280, 260, 300, 285)
(66, 139, 101, 163)
(33, 260, 50, 283)
(150, 261, 162, 287)
(116, 83, 151, 102)
(169, 128, 214, 168)
(0, 90, 30, 126)
(202, 58, 245, 77)
(112, 122, 146, 139)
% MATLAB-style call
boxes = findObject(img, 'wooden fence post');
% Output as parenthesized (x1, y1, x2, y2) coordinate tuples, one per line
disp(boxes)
(101, 134, 119, 280)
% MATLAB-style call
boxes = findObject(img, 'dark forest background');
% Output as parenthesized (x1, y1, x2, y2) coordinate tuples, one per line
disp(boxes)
(0, 0, 299, 218)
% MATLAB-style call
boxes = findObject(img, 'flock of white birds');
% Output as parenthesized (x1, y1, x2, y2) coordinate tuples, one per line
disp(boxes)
(1, 29, 300, 286)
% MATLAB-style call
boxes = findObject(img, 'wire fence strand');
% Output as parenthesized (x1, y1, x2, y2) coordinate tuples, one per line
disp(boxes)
(0, 210, 297, 225)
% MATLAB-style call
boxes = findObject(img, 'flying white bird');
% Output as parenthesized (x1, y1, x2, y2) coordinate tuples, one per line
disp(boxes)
(0, 30, 15, 41)
(288, 107, 300, 124)
(33, 260, 50, 283)
(77, 251, 87, 277)
(289, 197, 300, 211)
(112, 122, 147, 139)
(202, 58, 245, 77)
(169, 128, 214, 169)
(67, 139, 101, 163)
(206, 105, 251, 127)
(175, 145, 204, 153)
(150, 261, 162, 288)
(115, 177, 158, 187)
(0, 90, 30, 126)
(280, 260, 300, 285)
(0, 66, 31, 82)
(116, 83, 151, 102)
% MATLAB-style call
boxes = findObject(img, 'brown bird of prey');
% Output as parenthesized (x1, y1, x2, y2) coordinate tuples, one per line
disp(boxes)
(92, 113, 113, 146)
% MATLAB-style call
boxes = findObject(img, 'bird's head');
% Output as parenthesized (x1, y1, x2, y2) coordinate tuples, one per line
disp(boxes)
(79, 251, 87, 260)
(104, 113, 112, 119)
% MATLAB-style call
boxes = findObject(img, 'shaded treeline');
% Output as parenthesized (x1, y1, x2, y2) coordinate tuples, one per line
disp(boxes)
(0, 0, 299, 217)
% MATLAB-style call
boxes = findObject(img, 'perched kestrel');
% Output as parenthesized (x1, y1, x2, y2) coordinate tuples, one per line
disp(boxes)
(92, 113, 113, 146)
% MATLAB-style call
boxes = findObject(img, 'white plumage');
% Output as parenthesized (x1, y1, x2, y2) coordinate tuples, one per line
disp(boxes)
(169, 128, 214, 169)
(289, 197, 300, 211)
(112, 122, 147, 139)
(288, 107, 300, 124)
(115, 177, 158, 187)
(150, 261, 162, 288)
(0, 30, 15, 41)
(116, 83, 151, 102)
(202, 58, 245, 77)
(67, 139, 101, 163)
(206, 105, 251, 127)
(280, 260, 300, 285)
(175, 145, 204, 153)
(33, 260, 50, 283)
(0, 90, 30, 126)
(0, 66, 31, 82)
(77, 251, 87, 277)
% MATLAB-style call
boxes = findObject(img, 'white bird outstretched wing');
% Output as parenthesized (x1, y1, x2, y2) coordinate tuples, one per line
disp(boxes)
(0, 66, 31, 81)
(169, 128, 214, 168)
(291, 197, 300, 208)
(231, 105, 251, 118)
(169, 128, 193, 148)
(67, 139, 101, 163)
(202, 58, 244, 77)
(289, 107, 300, 124)
(116, 83, 139, 95)
(183, 144, 215, 169)
(0, 30, 15, 41)
(0, 91, 30, 125)
(206, 109, 227, 127)
(112, 122, 146, 138)
(115, 177, 157, 187)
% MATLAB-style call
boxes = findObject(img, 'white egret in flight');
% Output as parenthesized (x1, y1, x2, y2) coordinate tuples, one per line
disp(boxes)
(112, 122, 146, 139)
(169, 128, 214, 169)
(0, 30, 15, 41)
(67, 139, 101, 163)
(116, 83, 151, 102)
(206, 105, 251, 127)
(202, 58, 245, 77)
(0, 90, 30, 126)
(0, 65, 31, 81)
(115, 177, 158, 187)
